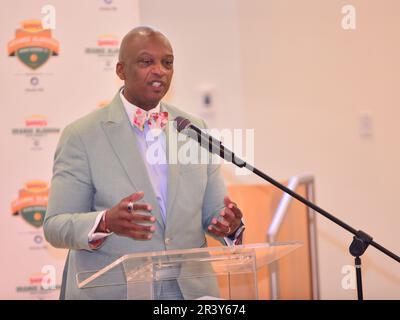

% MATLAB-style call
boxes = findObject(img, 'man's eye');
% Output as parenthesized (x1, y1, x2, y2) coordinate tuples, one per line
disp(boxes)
(164, 61, 173, 68)
(139, 59, 152, 65)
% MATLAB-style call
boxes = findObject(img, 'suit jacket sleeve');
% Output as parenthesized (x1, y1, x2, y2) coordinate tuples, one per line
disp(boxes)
(44, 124, 101, 251)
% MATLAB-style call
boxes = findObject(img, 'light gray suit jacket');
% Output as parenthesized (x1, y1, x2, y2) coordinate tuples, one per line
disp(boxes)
(44, 92, 227, 299)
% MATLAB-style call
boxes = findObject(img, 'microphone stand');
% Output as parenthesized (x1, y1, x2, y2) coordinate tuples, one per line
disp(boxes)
(190, 126, 400, 300)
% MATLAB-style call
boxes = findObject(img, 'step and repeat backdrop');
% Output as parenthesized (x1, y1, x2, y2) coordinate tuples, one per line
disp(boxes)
(0, 0, 139, 299)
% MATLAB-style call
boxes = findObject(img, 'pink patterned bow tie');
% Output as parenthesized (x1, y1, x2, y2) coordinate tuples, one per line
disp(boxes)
(132, 108, 168, 132)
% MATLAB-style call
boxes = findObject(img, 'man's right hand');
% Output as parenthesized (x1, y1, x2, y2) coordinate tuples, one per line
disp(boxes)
(96, 191, 156, 240)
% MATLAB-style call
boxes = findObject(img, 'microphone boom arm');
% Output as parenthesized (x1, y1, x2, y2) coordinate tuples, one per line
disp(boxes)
(177, 116, 400, 300)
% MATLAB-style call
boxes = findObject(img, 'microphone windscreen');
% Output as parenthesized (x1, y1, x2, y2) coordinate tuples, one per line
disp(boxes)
(174, 116, 191, 132)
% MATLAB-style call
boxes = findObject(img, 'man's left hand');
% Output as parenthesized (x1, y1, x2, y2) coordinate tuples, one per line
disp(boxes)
(208, 196, 243, 237)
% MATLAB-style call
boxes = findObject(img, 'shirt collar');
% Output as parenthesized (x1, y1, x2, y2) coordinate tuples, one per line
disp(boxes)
(119, 87, 161, 126)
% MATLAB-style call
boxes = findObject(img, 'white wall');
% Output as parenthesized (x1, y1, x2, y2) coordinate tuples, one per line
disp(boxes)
(139, 0, 244, 130)
(140, 0, 400, 299)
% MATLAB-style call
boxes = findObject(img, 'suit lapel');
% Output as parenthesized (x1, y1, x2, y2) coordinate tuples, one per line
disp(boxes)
(161, 103, 186, 226)
(160, 103, 193, 226)
(101, 94, 165, 229)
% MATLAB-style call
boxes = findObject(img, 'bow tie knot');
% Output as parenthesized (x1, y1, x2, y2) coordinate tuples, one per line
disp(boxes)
(133, 108, 168, 132)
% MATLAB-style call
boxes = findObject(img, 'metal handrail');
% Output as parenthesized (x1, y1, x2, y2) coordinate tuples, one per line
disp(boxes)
(267, 173, 320, 300)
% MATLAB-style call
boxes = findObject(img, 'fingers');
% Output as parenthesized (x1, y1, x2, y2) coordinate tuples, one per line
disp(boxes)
(122, 192, 145, 213)
(220, 207, 235, 223)
(223, 196, 232, 208)
(208, 225, 226, 237)
(128, 231, 153, 240)
(129, 212, 156, 223)
(130, 203, 152, 212)
(117, 219, 156, 240)
(124, 191, 145, 204)
(220, 204, 242, 228)
(123, 211, 156, 238)
(121, 220, 155, 233)
(208, 197, 243, 237)
(120, 193, 152, 217)
(223, 196, 242, 219)
(108, 192, 157, 240)
(208, 217, 230, 237)
(230, 205, 242, 219)
(125, 220, 155, 239)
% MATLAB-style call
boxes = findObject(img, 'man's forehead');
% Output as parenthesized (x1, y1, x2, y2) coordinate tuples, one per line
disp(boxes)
(130, 33, 171, 47)
(135, 48, 173, 56)
(129, 37, 173, 56)
(119, 28, 173, 61)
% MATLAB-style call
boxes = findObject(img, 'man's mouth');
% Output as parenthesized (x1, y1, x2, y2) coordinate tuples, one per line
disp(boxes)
(149, 80, 163, 88)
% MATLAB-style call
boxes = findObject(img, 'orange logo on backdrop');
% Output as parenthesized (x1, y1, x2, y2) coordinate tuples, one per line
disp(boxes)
(11, 181, 49, 228)
(25, 114, 48, 127)
(8, 20, 59, 70)
(97, 34, 119, 47)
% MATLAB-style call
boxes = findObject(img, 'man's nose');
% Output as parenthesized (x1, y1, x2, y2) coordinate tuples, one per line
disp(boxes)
(150, 62, 166, 76)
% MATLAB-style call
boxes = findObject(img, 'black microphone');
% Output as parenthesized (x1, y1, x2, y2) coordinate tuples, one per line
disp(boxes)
(174, 116, 399, 301)
(174, 116, 246, 167)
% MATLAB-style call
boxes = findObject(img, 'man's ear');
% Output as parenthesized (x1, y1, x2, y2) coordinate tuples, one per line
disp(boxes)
(116, 62, 126, 80)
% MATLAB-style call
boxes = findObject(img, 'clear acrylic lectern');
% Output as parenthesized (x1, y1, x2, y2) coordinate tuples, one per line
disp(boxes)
(76, 241, 302, 300)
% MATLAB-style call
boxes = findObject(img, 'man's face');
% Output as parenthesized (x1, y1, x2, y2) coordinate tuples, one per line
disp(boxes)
(117, 34, 174, 110)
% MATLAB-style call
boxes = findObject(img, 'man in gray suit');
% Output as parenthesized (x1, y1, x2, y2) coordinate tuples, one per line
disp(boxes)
(44, 26, 244, 299)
